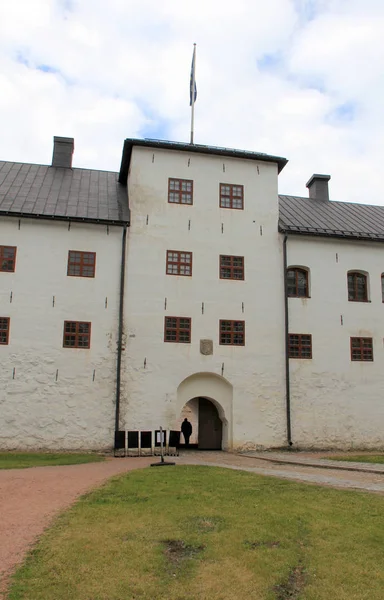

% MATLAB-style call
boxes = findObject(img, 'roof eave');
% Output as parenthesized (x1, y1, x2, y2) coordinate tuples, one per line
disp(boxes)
(279, 224, 384, 243)
(0, 210, 130, 227)
(118, 138, 288, 184)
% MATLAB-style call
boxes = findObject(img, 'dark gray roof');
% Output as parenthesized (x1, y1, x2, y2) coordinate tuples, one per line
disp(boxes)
(2, 155, 384, 241)
(118, 138, 288, 184)
(279, 195, 384, 241)
(0, 161, 129, 225)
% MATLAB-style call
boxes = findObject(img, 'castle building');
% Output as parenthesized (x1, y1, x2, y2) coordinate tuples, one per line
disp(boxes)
(1, 136, 383, 451)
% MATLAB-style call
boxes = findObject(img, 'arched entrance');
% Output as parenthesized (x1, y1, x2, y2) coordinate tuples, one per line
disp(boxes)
(179, 397, 223, 449)
(176, 373, 233, 450)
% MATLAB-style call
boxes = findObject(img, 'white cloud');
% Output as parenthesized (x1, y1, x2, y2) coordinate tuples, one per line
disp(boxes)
(0, 0, 383, 204)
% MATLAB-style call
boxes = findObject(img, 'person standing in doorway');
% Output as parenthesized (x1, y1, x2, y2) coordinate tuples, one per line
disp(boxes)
(181, 418, 192, 448)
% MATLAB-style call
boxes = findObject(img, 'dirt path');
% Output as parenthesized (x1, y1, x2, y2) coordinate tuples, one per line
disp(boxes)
(1, 452, 383, 598)
(0, 457, 153, 598)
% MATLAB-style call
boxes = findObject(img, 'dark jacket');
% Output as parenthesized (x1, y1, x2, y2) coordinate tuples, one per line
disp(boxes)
(181, 420, 192, 436)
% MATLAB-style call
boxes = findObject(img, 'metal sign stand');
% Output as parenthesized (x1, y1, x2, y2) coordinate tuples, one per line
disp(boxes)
(150, 426, 175, 467)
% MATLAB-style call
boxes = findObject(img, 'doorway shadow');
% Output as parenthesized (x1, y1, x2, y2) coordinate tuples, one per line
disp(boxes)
(179, 397, 223, 450)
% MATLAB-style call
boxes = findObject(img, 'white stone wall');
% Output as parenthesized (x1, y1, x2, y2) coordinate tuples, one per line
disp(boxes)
(287, 235, 384, 449)
(0, 217, 123, 450)
(121, 146, 287, 450)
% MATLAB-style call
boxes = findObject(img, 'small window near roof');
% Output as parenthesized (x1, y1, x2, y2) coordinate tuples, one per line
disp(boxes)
(219, 320, 245, 345)
(347, 271, 368, 302)
(164, 317, 191, 343)
(381, 274, 384, 302)
(166, 251, 192, 276)
(168, 179, 193, 204)
(0, 246, 17, 272)
(67, 251, 96, 278)
(287, 268, 309, 297)
(220, 255, 244, 280)
(288, 334, 312, 359)
(220, 184, 244, 209)
(63, 321, 91, 348)
(0, 317, 10, 345)
(351, 337, 373, 361)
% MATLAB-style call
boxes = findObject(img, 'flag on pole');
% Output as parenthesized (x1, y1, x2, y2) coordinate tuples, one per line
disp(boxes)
(190, 45, 197, 106)
(190, 44, 197, 144)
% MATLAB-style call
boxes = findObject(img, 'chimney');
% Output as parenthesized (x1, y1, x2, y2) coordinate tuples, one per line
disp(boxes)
(52, 136, 74, 168)
(306, 174, 331, 201)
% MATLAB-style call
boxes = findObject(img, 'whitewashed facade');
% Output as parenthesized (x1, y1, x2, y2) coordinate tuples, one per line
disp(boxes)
(0, 217, 122, 449)
(287, 236, 384, 449)
(121, 146, 286, 451)
(1, 137, 384, 451)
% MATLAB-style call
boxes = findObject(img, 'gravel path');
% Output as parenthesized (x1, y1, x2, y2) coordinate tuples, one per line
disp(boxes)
(1, 452, 383, 598)
(178, 451, 384, 493)
(243, 450, 384, 473)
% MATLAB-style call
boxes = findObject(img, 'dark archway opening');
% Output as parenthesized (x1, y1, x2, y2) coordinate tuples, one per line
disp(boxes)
(180, 397, 222, 450)
(198, 397, 222, 450)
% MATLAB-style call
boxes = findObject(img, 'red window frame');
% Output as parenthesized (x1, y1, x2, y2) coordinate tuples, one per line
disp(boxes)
(220, 255, 244, 280)
(0, 317, 10, 345)
(63, 321, 91, 349)
(219, 320, 245, 346)
(347, 271, 368, 302)
(288, 334, 312, 359)
(350, 337, 373, 361)
(287, 268, 309, 297)
(164, 317, 191, 343)
(67, 251, 96, 278)
(166, 251, 193, 276)
(0, 246, 17, 272)
(168, 178, 193, 205)
(219, 183, 244, 209)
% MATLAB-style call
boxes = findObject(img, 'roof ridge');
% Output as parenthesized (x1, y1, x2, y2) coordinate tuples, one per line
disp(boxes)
(278, 194, 384, 211)
(0, 160, 119, 176)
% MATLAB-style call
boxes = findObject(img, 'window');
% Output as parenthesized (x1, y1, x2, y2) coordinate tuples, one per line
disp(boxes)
(219, 320, 245, 345)
(166, 251, 192, 276)
(348, 271, 368, 302)
(63, 321, 91, 348)
(220, 184, 244, 209)
(168, 178, 193, 204)
(0, 246, 17, 272)
(67, 251, 96, 278)
(220, 255, 244, 280)
(351, 337, 373, 361)
(381, 274, 384, 302)
(0, 317, 10, 345)
(288, 334, 312, 359)
(164, 317, 191, 343)
(287, 268, 308, 298)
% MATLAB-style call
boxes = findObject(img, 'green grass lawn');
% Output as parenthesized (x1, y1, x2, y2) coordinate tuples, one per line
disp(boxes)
(0, 452, 105, 469)
(327, 454, 384, 464)
(8, 466, 384, 600)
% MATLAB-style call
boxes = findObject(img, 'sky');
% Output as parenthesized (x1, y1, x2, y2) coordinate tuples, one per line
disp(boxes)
(1, 0, 384, 203)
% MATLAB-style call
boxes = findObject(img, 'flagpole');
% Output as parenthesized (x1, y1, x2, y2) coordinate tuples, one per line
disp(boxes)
(190, 43, 196, 145)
